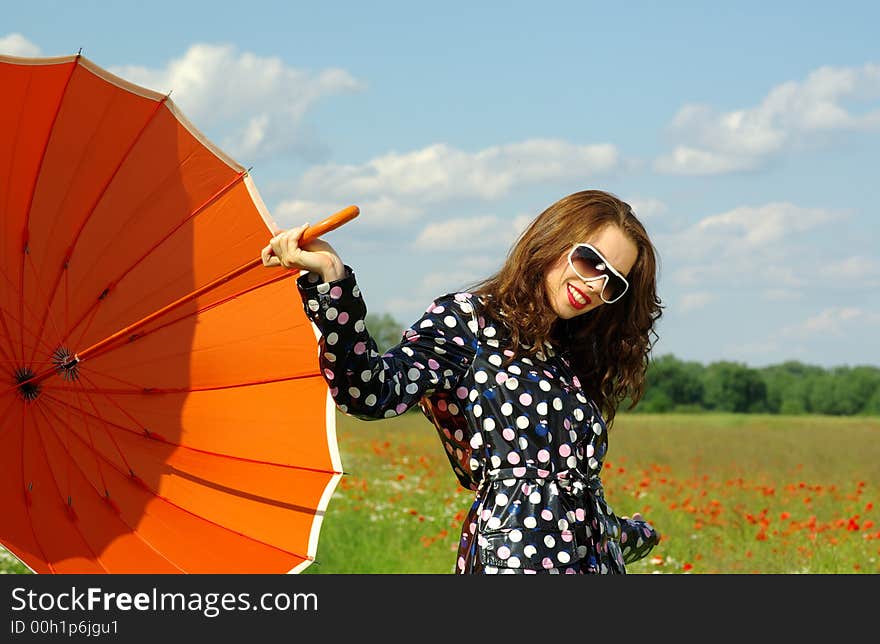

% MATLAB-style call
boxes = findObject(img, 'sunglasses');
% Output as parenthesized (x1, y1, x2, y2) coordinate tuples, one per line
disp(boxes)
(567, 243, 630, 304)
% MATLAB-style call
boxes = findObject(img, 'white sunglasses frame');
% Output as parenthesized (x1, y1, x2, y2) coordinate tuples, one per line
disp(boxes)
(567, 243, 630, 304)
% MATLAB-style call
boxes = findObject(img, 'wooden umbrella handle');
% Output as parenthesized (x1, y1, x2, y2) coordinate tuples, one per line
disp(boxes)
(300, 205, 360, 244)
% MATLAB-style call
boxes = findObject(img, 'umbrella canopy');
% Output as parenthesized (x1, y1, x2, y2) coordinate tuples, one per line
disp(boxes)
(0, 53, 354, 573)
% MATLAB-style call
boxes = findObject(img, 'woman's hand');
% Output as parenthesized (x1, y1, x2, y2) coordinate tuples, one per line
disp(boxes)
(260, 222, 345, 282)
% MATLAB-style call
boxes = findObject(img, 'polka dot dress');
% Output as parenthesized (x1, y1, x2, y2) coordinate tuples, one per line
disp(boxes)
(297, 267, 659, 574)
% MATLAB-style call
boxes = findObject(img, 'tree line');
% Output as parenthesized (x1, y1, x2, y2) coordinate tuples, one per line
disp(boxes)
(365, 313, 880, 416)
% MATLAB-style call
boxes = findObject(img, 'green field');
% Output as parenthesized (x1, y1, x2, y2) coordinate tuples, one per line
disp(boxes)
(2, 412, 878, 574)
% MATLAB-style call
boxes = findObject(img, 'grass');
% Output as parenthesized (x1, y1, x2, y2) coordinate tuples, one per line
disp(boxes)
(3, 412, 878, 574)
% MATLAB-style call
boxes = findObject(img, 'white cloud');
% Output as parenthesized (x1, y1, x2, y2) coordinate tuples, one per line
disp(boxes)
(784, 307, 880, 338)
(297, 139, 620, 203)
(0, 33, 41, 57)
(274, 196, 422, 228)
(655, 62, 880, 175)
(679, 292, 716, 312)
(110, 43, 364, 162)
(628, 197, 667, 218)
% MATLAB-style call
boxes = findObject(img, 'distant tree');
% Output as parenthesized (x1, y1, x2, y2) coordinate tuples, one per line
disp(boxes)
(759, 361, 823, 414)
(365, 312, 406, 354)
(644, 354, 705, 408)
(703, 361, 767, 413)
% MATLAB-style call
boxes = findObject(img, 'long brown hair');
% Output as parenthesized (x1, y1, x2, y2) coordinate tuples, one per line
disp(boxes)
(468, 189, 663, 427)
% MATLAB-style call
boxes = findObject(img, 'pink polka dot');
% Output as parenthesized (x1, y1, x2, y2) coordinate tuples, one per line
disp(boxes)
(506, 452, 521, 464)
(329, 286, 343, 298)
(558, 444, 572, 457)
(353, 342, 366, 355)
(586, 444, 595, 457)
(537, 468, 550, 478)
(519, 393, 532, 405)
(453, 336, 465, 345)
(323, 368, 335, 379)
(502, 428, 515, 441)
(575, 508, 586, 522)
(563, 418, 571, 429)
(620, 531, 628, 543)
(456, 386, 468, 399)
(330, 387, 338, 397)
(541, 509, 553, 521)
(481, 509, 492, 521)
(428, 358, 440, 370)
(572, 375, 581, 388)
(513, 466, 527, 477)
(395, 403, 408, 414)
(337, 312, 349, 324)
(503, 349, 515, 357)
(542, 557, 554, 569)
(497, 546, 511, 560)
(560, 530, 574, 542)
(495, 372, 508, 384)
(544, 370, 554, 378)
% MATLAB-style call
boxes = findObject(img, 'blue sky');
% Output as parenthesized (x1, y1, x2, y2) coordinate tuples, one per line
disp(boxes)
(4, 1, 879, 368)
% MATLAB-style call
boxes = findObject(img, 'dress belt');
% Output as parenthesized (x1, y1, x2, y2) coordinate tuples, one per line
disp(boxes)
(481, 464, 601, 500)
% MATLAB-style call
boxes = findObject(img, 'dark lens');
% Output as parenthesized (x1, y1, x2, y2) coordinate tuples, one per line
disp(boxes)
(571, 247, 604, 278)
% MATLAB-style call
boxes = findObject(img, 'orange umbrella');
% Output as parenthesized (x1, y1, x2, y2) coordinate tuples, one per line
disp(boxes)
(0, 53, 357, 573)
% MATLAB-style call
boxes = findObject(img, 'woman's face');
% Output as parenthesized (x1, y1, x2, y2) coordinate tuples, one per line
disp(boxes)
(545, 224, 638, 320)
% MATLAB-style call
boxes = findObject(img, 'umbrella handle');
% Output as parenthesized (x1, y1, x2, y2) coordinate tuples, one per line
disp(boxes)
(300, 205, 360, 244)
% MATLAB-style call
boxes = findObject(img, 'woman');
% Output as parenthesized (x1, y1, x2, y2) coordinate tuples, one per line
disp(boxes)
(262, 189, 663, 574)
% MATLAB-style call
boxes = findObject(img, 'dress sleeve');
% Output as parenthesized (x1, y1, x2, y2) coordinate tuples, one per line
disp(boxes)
(296, 266, 478, 420)
(619, 515, 661, 564)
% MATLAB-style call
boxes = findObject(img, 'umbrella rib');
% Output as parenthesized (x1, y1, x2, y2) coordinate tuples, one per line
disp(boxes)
(19, 406, 56, 573)
(29, 402, 111, 573)
(0, 265, 62, 363)
(18, 54, 80, 364)
(35, 399, 185, 573)
(23, 252, 70, 367)
(29, 95, 170, 368)
(60, 167, 247, 351)
(42, 383, 340, 477)
(38, 393, 317, 565)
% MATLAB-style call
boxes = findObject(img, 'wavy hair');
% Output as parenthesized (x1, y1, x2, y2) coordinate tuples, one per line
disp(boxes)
(467, 189, 663, 427)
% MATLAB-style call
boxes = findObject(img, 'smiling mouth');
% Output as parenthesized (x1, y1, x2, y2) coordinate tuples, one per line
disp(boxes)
(567, 283, 591, 309)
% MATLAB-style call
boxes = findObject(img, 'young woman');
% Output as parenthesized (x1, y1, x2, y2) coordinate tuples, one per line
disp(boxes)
(262, 189, 663, 574)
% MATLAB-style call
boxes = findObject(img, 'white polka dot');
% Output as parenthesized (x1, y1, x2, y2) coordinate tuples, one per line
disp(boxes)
(483, 326, 496, 338)
(361, 370, 372, 382)
(483, 418, 496, 431)
(524, 517, 538, 529)
(317, 283, 330, 294)
(536, 402, 548, 415)
(509, 529, 523, 543)
(474, 370, 489, 384)
(573, 408, 584, 421)
(489, 354, 502, 366)
(516, 416, 529, 429)
(473, 404, 483, 417)
(354, 320, 365, 332)
(470, 434, 483, 448)
(539, 380, 551, 391)
(444, 315, 457, 328)
(500, 402, 513, 416)
(407, 368, 421, 381)
(486, 517, 502, 530)
(405, 383, 419, 395)
(308, 300, 319, 312)
(326, 332, 338, 345)
(364, 394, 377, 406)
(553, 397, 563, 411)
(324, 352, 336, 362)
(557, 551, 571, 564)
(529, 491, 542, 504)
(508, 365, 521, 375)
(592, 422, 602, 434)
(348, 387, 360, 398)
(495, 493, 509, 506)
(325, 307, 338, 321)
(523, 545, 537, 558)
(504, 377, 519, 390)
(506, 556, 521, 568)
